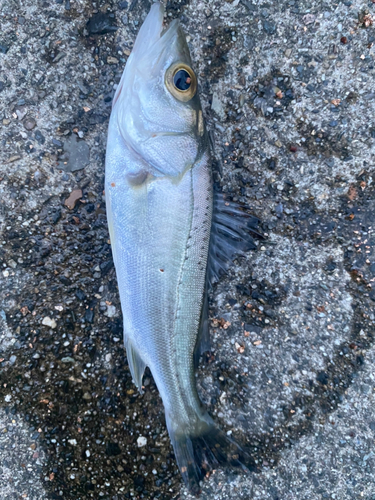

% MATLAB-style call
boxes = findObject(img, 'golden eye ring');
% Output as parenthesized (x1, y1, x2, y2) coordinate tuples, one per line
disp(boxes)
(165, 62, 197, 102)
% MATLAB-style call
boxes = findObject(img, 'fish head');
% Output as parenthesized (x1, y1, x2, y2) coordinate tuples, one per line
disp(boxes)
(112, 2, 207, 177)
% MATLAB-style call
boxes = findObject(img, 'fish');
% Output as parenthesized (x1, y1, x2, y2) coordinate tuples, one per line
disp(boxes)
(105, 2, 261, 494)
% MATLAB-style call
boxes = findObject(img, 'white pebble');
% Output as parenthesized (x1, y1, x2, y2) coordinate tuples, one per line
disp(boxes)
(42, 317, 57, 329)
(137, 436, 147, 448)
(105, 305, 116, 318)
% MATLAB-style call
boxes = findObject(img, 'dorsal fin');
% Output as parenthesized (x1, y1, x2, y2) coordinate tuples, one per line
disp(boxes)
(194, 190, 263, 362)
(207, 190, 263, 288)
(193, 279, 210, 366)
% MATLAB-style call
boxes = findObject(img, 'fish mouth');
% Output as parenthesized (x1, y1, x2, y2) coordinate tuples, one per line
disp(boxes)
(131, 2, 186, 68)
(131, 3, 170, 56)
(113, 2, 182, 106)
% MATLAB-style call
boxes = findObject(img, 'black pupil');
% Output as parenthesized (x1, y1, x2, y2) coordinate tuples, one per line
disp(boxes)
(174, 69, 191, 91)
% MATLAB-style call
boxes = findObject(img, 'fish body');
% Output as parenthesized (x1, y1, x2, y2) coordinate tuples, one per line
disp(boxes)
(105, 2, 259, 493)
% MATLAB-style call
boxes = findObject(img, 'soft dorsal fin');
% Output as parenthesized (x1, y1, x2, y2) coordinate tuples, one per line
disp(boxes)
(193, 280, 210, 366)
(194, 190, 263, 363)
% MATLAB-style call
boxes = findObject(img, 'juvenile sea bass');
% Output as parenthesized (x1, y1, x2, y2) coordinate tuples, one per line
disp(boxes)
(105, 2, 260, 493)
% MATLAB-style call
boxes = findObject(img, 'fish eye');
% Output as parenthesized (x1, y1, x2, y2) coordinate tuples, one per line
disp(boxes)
(174, 69, 191, 91)
(165, 63, 197, 102)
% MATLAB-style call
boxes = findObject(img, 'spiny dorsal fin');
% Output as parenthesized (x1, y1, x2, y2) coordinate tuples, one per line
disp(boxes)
(207, 191, 263, 288)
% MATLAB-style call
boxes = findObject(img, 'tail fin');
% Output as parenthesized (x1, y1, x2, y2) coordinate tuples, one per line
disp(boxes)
(166, 414, 257, 495)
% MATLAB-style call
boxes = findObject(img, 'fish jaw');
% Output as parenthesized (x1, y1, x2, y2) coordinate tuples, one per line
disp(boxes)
(112, 2, 164, 109)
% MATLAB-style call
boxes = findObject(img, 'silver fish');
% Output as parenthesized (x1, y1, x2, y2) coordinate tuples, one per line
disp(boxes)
(105, 2, 260, 493)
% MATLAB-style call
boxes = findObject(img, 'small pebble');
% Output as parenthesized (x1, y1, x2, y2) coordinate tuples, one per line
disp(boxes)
(16, 109, 27, 120)
(107, 56, 119, 64)
(64, 189, 83, 210)
(263, 20, 276, 35)
(86, 12, 118, 35)
(24, 118, 36, 130)
(42, 316, 57, 329)
(137, 436, 147, 448)
(52, 138, 63, 147)
(61, 357, 75, 363)
(34, 130, 45, 144)
(105, 305, 116, 318)
(211, 92, 226, 120)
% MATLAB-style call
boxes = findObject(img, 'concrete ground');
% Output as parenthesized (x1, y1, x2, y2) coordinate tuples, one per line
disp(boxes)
(1, 0, 375, 498)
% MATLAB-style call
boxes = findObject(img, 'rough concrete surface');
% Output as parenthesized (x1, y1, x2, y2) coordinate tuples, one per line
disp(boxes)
(1, 0, 375, 499)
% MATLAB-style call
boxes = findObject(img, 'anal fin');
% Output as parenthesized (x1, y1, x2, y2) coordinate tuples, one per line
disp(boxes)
(125, 339, 146, 394)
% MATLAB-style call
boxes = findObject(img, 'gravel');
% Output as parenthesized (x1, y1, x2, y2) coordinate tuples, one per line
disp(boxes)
(1, 0, 375, 499)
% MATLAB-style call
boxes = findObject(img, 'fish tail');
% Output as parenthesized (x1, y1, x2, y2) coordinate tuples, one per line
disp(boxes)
(166, 413, 257, 495)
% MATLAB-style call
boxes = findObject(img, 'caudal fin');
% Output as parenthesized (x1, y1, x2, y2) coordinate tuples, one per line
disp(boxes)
(166, 415, 257, 495)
